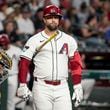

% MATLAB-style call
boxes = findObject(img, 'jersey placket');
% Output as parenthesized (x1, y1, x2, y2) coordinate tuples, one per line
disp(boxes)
(51, 39, 58, 81)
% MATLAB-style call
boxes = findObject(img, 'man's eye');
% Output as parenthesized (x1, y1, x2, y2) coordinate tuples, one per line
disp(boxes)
(54, 16, 59, 19)
(46, 16, 53, 19)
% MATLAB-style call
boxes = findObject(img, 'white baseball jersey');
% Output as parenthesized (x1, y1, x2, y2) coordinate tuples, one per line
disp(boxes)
(6, 45, 22, 75)
(6, 45, 22, 110)
(21, 30, 78, 80)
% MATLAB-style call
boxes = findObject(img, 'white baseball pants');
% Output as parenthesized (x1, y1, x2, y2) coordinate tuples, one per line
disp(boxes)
(32, 79, 72, 110)
(7, 75, 18, 110)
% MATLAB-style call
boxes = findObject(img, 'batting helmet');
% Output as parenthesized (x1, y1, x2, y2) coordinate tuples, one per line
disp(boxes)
(43, 5, 62, 18)
(0, 34, 10, 46)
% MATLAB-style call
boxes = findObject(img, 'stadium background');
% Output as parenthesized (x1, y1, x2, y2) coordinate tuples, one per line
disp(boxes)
(0, 0, 110, 110)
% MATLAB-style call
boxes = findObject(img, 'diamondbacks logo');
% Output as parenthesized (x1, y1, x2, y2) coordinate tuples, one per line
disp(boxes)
(59, 43, 68, 54)
(50, 9, 56, 13)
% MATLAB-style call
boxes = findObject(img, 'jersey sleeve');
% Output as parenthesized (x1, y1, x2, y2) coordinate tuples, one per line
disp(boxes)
(68, 37, 78, 57)
(68, 36, 82, 85)
(18, 36, 37, 83)
(20, 37, 37, 60)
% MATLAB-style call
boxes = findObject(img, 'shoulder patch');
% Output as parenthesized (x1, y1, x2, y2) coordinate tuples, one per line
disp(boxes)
(23, 46, 29, 52)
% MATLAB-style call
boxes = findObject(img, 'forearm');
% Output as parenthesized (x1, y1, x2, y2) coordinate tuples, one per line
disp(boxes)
(69, 51, 83, 85)
(18, 57, 31, 83)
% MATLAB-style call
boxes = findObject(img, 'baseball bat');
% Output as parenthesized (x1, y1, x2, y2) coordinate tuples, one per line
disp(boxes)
(37, 31, 58, 52)
(33, 31, 58, 57)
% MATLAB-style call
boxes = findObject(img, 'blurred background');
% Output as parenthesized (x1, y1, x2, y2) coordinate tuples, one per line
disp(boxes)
(0, 0, 110, 110)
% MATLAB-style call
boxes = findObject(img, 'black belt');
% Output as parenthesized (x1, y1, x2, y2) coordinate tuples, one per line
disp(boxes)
(34, 77, 61, 86)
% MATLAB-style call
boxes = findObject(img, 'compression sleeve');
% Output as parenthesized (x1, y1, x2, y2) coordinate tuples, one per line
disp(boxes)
(69, 51, 83, 85)
(18, 57, 31, 83)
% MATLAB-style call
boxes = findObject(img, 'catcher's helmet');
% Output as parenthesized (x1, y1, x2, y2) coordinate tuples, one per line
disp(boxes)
(0, 34, 10, 46)
(43, 5, 62, 18)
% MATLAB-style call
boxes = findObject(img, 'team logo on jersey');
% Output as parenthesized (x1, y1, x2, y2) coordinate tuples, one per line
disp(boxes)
(23, 46, 29, 52)
(59, 43, 68, 54)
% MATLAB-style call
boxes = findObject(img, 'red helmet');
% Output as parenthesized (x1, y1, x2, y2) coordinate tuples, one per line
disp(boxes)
(0, 34, 10, 46)
(43, 5, 62, 18)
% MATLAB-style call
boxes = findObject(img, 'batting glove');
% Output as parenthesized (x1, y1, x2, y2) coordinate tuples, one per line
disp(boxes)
(17, 83, 32, 101)
(72, 84, 83, 107)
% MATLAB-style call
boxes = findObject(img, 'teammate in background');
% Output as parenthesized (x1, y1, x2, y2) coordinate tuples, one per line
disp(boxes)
(0, 34, 22, 110)
(81, 54, 95, 104)
(17, 5, 83, 110)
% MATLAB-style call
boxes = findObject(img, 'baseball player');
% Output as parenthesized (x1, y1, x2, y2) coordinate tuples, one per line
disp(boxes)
(17, 5, 83, 110)
(0, 34, 22, 110)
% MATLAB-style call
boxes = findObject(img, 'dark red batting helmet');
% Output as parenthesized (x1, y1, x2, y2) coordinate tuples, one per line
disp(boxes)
(43, 5, 62, 18)
(0, 34, 10, 46)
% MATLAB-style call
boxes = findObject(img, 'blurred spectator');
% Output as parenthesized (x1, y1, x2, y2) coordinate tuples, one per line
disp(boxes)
(5, 7, 15, 21)
(13, 4, 22, 20)
(99, 15, 110, 47)
(72, 0, 90, 10)
(102, 0, 110, 21)
(90, 0, 103, 21)
(60, 18, 73, 35)
(77, 2, 89, 25)
(0, 20, 4, 31)
(80, 14, 103, 48)
(50, 0, 60, 6)
(0, 19, 18, 43)
(81, 14, 98, 38)
(60, 0, 72, 9)
(73, 14, 98, 38)
(29, 0, 60, 15)
(32, 7, 44, 33)
(90, 0, 102, 9)
(12, 0, 31, 6)
(66, 7, 79, 26)
(32, 0, 46, 9)
(43, 0, 52, 7)
(16, 4, 35, 35)
(29, 0, 43, 15)
(104, 28, 110, 47)
(0, 1, 8, 21)
(0, 1, 8, 30)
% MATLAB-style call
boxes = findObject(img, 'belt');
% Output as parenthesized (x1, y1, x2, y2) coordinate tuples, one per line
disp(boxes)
(34, 77, 61, 86)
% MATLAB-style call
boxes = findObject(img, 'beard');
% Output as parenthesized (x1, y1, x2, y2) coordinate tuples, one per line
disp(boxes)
(46, 23, 58, 31)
